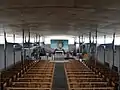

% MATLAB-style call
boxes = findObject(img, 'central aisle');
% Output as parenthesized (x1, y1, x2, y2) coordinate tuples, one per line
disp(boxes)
(52, 62, 68, 90)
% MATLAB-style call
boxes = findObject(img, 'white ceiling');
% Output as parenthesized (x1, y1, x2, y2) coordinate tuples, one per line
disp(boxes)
(0, 0, 120, 37)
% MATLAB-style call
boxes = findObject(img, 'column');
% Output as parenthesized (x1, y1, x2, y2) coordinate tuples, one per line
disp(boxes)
(39, 35, 41, 59)
(79, 36, 80, 53)
(4, 30, 7, 69)
(104, 35, 106, 64)
(112, 33, 115, 66)
(28, 30, 31, 59)
(95, 30, 98, 67)
(22, 29, 25, 66)
(89, 32, 91, 54)
(13, 34, 15, 65)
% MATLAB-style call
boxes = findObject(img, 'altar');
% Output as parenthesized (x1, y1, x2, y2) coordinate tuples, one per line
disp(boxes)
(54, 50, 65, 60)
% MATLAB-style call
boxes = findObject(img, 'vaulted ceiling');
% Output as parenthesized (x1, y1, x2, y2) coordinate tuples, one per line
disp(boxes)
(0, 0, 120, 37)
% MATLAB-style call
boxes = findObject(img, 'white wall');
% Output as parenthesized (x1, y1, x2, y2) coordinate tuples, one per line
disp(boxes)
(6, 44, 14, 67)
(97, 46, 104, 64)
(0, 45, 4, 70)
(15, 51, 21, 63)
(97, 45, 120, 69)
(105, 46, 113, 68)
(0, 44, 22, 70)
(114, 46, 120, 68)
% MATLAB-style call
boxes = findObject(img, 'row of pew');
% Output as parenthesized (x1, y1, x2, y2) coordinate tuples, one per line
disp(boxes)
(1, 60, 55, 90)
(1, 60, 35, 88)
(84, 60, 119, 89)
(64, 60, 115, 90)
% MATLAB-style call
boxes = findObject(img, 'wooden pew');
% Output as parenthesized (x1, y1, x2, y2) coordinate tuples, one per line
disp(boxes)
(69, 87, 114, 90)
(1, 60, 35, 89)
(6, 87, 51, 90)
(84, 60, 119, 88)
(4, 60, 55, 90)
(64, 60, 115, 90)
